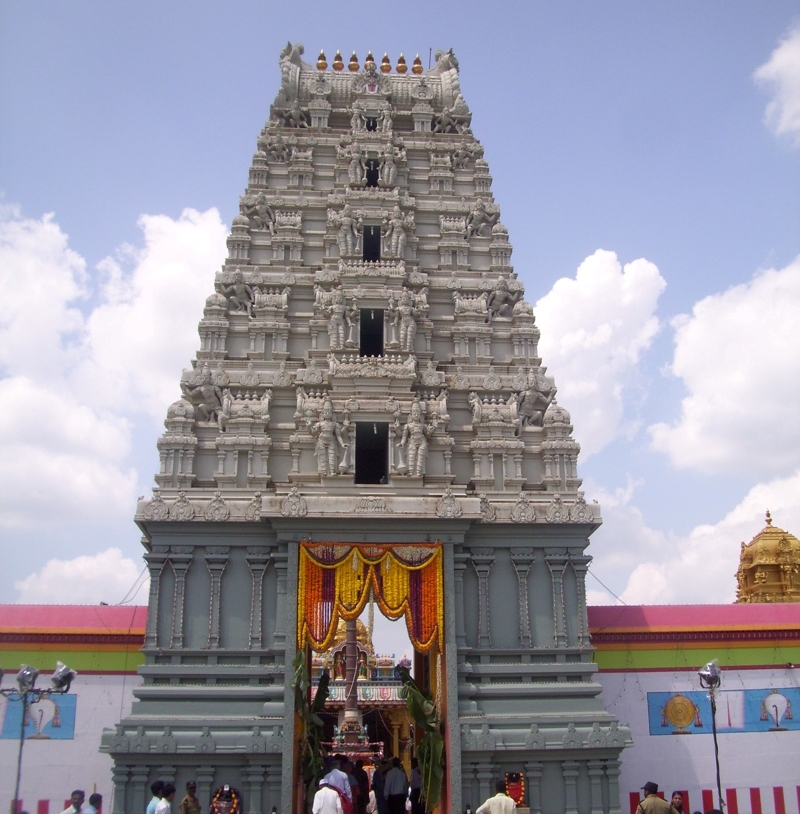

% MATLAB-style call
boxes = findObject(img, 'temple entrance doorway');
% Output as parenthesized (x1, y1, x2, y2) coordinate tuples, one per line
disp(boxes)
(296, 542, 446, 814)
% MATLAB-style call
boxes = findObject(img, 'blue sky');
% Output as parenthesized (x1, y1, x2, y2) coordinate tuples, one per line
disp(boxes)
(1, 2, 798, 619)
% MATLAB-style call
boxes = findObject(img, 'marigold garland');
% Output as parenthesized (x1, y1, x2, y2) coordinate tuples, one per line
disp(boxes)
(504, 772, 525, 806)
(298, 543, 444, 653)
(210, 785, 242, 814)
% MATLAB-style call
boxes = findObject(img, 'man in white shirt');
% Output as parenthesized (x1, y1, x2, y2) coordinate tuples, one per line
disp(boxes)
(155, 783, 176, 814)
(60, 790, 84, 814)
(476, 782, 516, 814)
(313, 782, 344, 814)
(383, 758, 408, 814)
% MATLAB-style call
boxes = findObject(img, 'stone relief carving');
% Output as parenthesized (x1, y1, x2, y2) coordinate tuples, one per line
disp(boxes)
(515, 376, 557, 432)
(273, 362, 292, 387)
(310, 398, 351, 476)
(397, 400, 435, 476)
(275, 42, 310, 106)
(218, 388, 272, 433)
(330, 204, 360, 255)
(382, 206, 414, 258)
(569, 493, 594, 523)
(240, 192, 275, 233)
(545, 494, 569, 523)
(143, 492, 169, 521)
(169, 492, 195, 521)
(562, 722, 583, 749)
(525, 723, 546, 750)
(244, 492, 262, 522)
(486, 276, 523, 322)
(452, 290, 487, 317)
(449, 366, 470, 390)
(436, 485, 462, 519)
(181, 366, 223, 423)
(333, 353, 416, 379)
(464, 198, 500, 239)
(324, 288, 348, 350)
(204, 492, 230, 522)
(219, 269, 254, 317)
(354, 497, 389, 513)
(280, 486, 307, 517)
(510, 492, 536, 523)
(478, 494, 497, 522)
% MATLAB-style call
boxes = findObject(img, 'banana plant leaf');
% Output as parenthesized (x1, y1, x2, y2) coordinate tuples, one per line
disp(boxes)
(292, 650, 330, 814)
(398, 665, 444, 813)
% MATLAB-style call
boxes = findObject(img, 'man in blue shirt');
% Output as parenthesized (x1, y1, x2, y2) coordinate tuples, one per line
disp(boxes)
(147, 781, 165, 814)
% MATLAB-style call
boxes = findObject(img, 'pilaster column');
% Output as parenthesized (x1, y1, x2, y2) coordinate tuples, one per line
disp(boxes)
(562, 760, 579, 814)
(453, 548, 468, 648)
(243, 764, 266, 814)
(247, 548, 271, 649)
(143, 547, 168, 648)
(272, 549, 288, 647)
(130, 767, 149, 814)
(510, 549, 535, 648)
(604, 759, 622, 814)
(110, 764, 130, 814)
(545, 550, 568, 647)
(170, 545, 193, 648)
(391, 721, 400, 757)
(267, 763, 282, 813)
(471, 548, 495, 648)
(587, 759, 604, 814)
(524, 761, 543, 814)
(205, 546, 230, 649)
(476, 763, 494, 805)
(196, 765, 216, 811)
(570, 555, 591, 647)
(158, 765, 176, 785)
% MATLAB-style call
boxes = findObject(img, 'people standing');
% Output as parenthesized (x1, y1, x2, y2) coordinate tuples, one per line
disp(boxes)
(409, 759, 423, 814)
(86, 794, 102, 814)
(147, 782, 165, 814)
(670, 792, 684, 814)
(155, 784, 176, 814)
(371, 760, 389, 814)
(383, 758, 408, 814)
(178, 781, 201, 814)
(324, 760, 353, 802)
(476, 781, 516, 814)
(636, 783, 672, 814)
(354, 760, 369, 814)
(60, 791, 85, 814)
(313, 781, 344, 814)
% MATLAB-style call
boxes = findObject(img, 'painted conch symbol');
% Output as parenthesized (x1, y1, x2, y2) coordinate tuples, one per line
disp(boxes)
(26, 697, 57, 738)
(763, 691, 789, 731)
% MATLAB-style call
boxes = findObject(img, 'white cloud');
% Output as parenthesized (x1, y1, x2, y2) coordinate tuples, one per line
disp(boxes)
(535, 250, 666, 457)
(14, 547, 148, 605)
(755, 23, 800, 145)
(649, 256, 800, 475)
(0, 205, 227, 528)
(613, 469, 800, 605)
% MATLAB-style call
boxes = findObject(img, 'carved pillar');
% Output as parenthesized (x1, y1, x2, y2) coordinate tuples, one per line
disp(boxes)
(110, 764, 130, 814)
(391, 721, 400, 757)
(605, 759, 622, 814)
(471, 548, 495, 648)
(144, 546, 168, 648)
(272, 549, 288, 647)
(130, 767, 149, 814)
(267, 761, 282, 813)
(453, 548, 468, 648)
(570, 555, 591, 647)
(243, 764, 266, 814)
(588, 759, 604, 814)
(205, 546, 230, 649)
(280, 541, 300, 814)
(524, 761, 543, 814)
(510, 549, 535, 648)
(158, 765, 176, 785)
(562, 760, 579, 814)
(476, 762, 494, 805)
(443, 542, 463, 814)
(247, 548, 271, 649)
(196, 765, 216, 811)
(170, 546, 193, 649)
(545, 550, 568, 647)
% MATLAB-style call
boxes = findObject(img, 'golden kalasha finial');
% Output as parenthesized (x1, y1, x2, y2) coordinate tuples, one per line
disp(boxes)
(766, 509, 772, 526)
(348, 51, 359, 72)
(332, 50, 344, 71)
(364, 51, 375, 67)
(412, 54, 423, 75)
(396, 53, 408, 74)
(380, 53, 391, 74)
(316, 50, 328, 70)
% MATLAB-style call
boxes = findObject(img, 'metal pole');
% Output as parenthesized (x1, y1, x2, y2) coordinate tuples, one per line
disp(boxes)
(11, 690, 27, 814)
(709, 689, 724, 812)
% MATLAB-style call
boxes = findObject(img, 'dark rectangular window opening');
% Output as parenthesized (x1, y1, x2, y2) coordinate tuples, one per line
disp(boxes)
(359, 308, 384, 357)
(363, 225, 381, 261)
(355, 422, 388, 484)
(365, 159, 380, 188)
(365, 117, 378, 132)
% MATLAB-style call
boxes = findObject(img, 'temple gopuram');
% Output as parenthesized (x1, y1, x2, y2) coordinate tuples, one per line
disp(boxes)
(736, 511, 800, 603)
(101, 44, 630, 814)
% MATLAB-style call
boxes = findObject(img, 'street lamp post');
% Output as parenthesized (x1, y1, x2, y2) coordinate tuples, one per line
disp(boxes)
(0, 662, 76, 814)
(698, 659, 724, 813)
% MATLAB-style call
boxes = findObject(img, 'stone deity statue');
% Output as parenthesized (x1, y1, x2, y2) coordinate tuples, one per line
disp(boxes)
(486, 277, 522, 321)
(220, 270, 254, 317)
(383, 206, 410, 258)
(336, 205, 360, 257)
(181, 367, 223, 423)
(311, 398, 349, 476)
(348, 144, 366, 186)
(379, 147, 397, 187)
(325, 288, 347, 349)
(397, 400, 434, 477)
(464, 198, 499, 239)
(345, 298, 359, 347)
(396, 288, 418, 351)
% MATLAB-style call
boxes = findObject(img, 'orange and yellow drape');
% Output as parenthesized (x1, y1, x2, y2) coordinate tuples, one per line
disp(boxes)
(297, 543, 444, 653)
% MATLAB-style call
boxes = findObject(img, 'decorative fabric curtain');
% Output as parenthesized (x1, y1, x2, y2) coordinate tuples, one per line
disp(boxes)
(298, 543, 444, 653)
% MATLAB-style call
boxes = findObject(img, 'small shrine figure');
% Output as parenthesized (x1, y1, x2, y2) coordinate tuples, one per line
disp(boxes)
(326, 288, 348, 349)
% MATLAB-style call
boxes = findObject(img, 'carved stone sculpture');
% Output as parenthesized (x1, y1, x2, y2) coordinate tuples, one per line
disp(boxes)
(240, 192, 275, 233)
(486, 276, 522, 321)
(383, 206, 412, 258)
(310, 398, 350, 476)
(220, 269, 254, 317)
(283, 99, 309, 128)
(464, 198, 500, 239)
(516, 381, 557, 431)
(325, 288, 348, 350)
(396, 288, 418, 351)
(181, 366, 223, 423)
(347, 145, 366, 187)
(335, 205, 360, 256)
(397, 400, 434, 477)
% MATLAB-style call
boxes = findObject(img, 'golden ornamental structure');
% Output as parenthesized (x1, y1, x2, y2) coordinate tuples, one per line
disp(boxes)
(736, 511, 800, 603)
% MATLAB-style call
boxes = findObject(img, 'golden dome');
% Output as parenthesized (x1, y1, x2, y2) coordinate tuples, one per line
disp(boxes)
(735, 511, 800, 603)
(329, 617, 374, 653)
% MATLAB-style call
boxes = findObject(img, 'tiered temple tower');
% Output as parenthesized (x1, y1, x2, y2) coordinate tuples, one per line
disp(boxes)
(102, 45, 631, 814)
